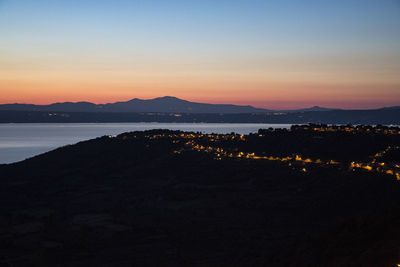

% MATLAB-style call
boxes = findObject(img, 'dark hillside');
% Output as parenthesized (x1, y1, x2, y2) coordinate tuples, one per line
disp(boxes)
(1, 127, 400, 266)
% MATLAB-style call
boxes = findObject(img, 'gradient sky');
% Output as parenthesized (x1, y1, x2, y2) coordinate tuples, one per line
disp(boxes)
(0, 0, 399, 109)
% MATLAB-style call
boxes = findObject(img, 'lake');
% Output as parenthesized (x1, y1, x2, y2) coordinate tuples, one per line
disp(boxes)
(0, 123, 292, 164)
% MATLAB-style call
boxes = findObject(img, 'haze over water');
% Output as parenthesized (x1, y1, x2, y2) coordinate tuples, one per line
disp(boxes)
(0, 123, 291, 164)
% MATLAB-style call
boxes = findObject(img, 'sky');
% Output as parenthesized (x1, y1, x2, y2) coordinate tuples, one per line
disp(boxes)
(0, 0, 399, 109)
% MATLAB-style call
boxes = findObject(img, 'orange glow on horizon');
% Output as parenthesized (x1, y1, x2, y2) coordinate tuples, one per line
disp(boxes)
(1, 62, 399, 109)
(1, 79, 398, 110)
(0, 0, 399, 110)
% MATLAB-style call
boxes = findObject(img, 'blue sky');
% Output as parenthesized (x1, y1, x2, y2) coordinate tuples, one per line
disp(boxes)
(0, 0, 399, 108)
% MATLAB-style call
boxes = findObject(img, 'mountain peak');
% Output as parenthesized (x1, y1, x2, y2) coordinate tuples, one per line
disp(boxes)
(127, 98, 141, 103)
(154, 96, 182, 101)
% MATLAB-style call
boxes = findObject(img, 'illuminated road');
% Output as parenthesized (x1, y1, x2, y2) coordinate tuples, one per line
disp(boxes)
(118, 128, 400, 180)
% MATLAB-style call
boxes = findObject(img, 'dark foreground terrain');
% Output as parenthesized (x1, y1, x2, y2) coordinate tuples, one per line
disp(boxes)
(1, 124, 400, 266)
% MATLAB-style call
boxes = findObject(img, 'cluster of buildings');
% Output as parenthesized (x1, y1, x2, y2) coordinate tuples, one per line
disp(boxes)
(116, 127, 400, 180)
(292, 124, 400, 135)
(350, 146, 400, 180)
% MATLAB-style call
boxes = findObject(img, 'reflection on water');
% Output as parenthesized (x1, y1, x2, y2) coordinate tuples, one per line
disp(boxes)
(0, 123, 291, 164)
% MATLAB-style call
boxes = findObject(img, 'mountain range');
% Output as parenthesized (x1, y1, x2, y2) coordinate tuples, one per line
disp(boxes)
(0, 96, 344, 114)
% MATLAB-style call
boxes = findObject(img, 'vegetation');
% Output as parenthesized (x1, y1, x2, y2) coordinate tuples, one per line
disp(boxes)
(0, 124, 400, 266)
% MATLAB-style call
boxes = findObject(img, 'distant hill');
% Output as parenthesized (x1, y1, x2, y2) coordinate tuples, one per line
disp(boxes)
(0, 96, 400, 117)
(380, 106, 400, 110)
(0, 96, 271, 114)
(282, 106, 339, 113)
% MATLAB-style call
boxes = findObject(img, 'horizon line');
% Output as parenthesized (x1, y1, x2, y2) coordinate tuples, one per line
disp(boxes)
(0, 96, 398, 111)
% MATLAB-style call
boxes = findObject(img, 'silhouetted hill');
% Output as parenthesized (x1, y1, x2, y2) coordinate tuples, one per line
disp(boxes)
(1, 97, 398, 124)
(2, 97, 397, 114)
(0, 96, 270, 113)
(283, 105, 339, 112)
(0, 102, 97, 112)
(380, 105, 400, 110)
(1, 126, 400, 266)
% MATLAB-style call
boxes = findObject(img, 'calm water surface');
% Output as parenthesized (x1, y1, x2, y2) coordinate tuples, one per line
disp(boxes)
(0, 123, 291, 164)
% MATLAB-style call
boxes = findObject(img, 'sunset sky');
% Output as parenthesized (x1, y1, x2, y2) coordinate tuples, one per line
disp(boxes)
(0, 0, 399, 109)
